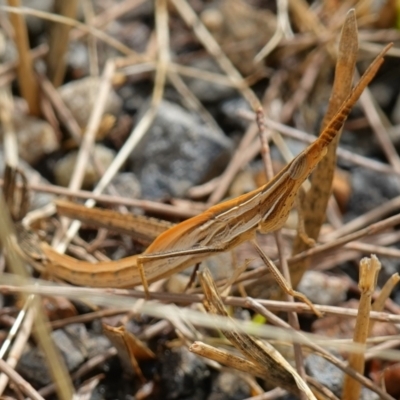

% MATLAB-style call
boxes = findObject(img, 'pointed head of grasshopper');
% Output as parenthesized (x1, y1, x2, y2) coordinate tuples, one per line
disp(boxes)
(287, 42, 392, 185)
(287, 139, 329, 182)
(287, 43, 392, 185)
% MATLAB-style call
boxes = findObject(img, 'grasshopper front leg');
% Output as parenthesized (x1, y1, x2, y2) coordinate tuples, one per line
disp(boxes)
(138, 235, 322, 318)
(137, 243, 231, 296)
(252, 240, 322, 317)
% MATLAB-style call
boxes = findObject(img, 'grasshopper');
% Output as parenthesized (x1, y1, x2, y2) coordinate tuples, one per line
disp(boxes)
(136, 46, 389, 288)
(39, 45, 389, 313)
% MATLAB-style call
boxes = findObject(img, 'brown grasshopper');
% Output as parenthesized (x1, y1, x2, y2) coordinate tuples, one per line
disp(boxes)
(39, 44, 390, 315)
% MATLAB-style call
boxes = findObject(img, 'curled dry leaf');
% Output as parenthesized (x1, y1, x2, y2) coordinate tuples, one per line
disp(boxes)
(102, 323, 155, 383)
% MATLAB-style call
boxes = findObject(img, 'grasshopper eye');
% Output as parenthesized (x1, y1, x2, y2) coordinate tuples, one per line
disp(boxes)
(288, 153, 307, 180)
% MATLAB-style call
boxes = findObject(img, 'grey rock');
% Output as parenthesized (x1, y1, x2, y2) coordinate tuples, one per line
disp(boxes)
(16, 330, 84, 386)
(184, 58, 236, 102)
(306, 354, 378, 400)
(111, 172, 141, 200)
(159, 347, 210, 400)
(208, 372, 251, 400)
(297, 271, 349, 306)
(85, 333, 113, 360)
(54, 144, 116, 188)
(220, 97, 251, 130)
(17, 323, 112, 386)
(346, 167, 400, 220)
(64, 323, 111, 360)
(58, 77, 123, 129)
(130, 100, 232, 199)
(17, 346, 52, 386)
(0, 112, 59, 165)
(67, 41, 90, 78)
(52, 329, 85, 371)
(106, 20, 151, 53)
(306, 354, 343, 396)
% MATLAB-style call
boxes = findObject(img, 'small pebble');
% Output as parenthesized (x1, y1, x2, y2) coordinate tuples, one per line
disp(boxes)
(54, 144, 116, 188)
(58, 76, 123, 129)
(17, 323, 112, 386)
(52, 328, 86, 370)
(220, 97, 251, 130)
(0, 113, 59, 165)
(111, 172, 141, 199)
(297, 271, 350, 306)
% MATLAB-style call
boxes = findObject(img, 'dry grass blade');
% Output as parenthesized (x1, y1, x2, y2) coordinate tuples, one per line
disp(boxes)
(198, 268, 317, 399)
(6, 0, 40, 116)
(238, 109, 399, 176)
(358, 70, 400, 173)
(0, 358, 44, 400)
(254, 0, 292, 62)
(0, 193, 74, 399)
(61, 60, 116, 198)
(190, 340, 277, 379)
(102, 323, 155, 383)
(342, 255, 381, 400)
(287, 211, 400, 266)
(170, 0, 260, 111)
(291, 9, 358, 289)
(0, 5, 138, 56)
(0, 306, 35, 395)
(55, 199, 173, 244)
(0, 89, 18, 168)
(15, 180, 198, 220)
(372, 274, 400, 313)
(369, 273, 400, 335)
(245, 297, 394, 400)
(230, 210, 400, 290)
(3, 166, 29, 222)
(54, 0, 169, 254)
(70, 0, 146, 41)
(45, 0, 78, 87)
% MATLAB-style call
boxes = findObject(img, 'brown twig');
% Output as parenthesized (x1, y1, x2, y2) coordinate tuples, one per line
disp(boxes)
(45, 0, 78, 87)
(5, 279, 400, 325)
(342, 255, 381, 400)
(6, 0, 40, 116)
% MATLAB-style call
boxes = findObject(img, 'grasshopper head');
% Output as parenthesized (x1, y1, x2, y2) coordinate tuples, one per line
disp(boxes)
(288, 141, 328, 182)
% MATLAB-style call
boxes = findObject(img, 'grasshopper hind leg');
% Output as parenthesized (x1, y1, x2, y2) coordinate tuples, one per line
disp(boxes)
(137, 258, 150, 298)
